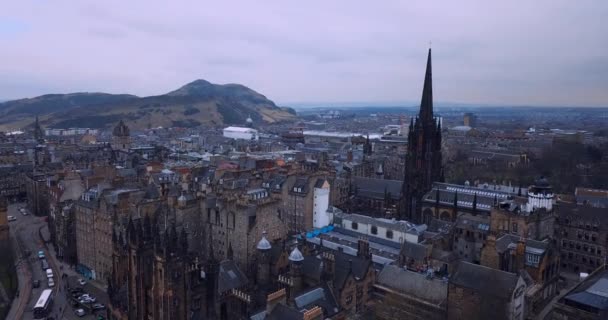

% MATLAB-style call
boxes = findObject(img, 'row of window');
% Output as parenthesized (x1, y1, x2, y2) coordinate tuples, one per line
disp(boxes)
(351, 222, 394, 239)
(562, 253, 603, 267)
(560, 218, 600, 231)
(561, 240, 603, 255)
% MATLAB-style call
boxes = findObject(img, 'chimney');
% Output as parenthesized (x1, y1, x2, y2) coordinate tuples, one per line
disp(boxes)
(266, 288, 287, 315)
(515, 237, 526, 270)
(303, 306, 323, 320)
(322, 251, 335, 280)
(357, 238, 371, 260)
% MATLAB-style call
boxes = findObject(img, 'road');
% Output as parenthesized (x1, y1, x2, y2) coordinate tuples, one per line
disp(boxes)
(6, 203, 108, 320)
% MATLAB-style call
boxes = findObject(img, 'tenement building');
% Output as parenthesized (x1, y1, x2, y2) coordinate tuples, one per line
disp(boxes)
(556, 202, 608, 274)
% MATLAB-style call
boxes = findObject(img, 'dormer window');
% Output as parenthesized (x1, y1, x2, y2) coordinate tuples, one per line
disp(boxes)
(526, 253, 540, 265)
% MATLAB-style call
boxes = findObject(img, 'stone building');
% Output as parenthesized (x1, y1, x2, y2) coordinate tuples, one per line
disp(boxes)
(75, 187, 101, 279)
(108, 217, 206, 320)
(94, 188, 146, 282)
(0, 197, 8, 242)
(283, 174, 332, 233)
(555, 202, 608, 274)
(202, 189, 289, 274)
(448, 261, 526, 320)
(374, 265, 447, 320)
(25, 171, 49, 216)
(481, 234, 560, 317)
(281, 239, 376, 316)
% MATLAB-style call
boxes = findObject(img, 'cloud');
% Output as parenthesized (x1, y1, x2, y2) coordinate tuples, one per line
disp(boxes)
(0, 0, 607, 107)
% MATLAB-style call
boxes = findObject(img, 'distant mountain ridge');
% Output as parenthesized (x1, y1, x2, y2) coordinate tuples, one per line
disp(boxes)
(0, 80, 296, 130)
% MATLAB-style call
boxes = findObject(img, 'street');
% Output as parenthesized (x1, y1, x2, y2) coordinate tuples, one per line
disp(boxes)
(6, 203, 108, 320)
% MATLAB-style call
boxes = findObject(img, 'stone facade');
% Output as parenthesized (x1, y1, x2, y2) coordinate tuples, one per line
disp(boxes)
(555, 202, 608, 275)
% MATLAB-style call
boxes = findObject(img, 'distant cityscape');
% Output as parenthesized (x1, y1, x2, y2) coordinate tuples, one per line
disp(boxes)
(0, 49, 606, 320)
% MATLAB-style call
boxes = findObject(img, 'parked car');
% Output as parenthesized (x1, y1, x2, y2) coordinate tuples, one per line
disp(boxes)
(41, 259, 48, 270)
(19, 208, 28, 215)
(92, 303, 105, 310)
(48, 278, 55, 288)
(74, 308, 86, 317)
(78, 278, 87, 286)
(38, 251, 45, 259)
(79, 294, 97, 303)
(32, 280, 40, 288)
(46, 269, 53, 278)
(7, 215, 16, 222)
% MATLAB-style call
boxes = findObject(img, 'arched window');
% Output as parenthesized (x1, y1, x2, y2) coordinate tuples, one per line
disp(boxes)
(440, 211, 451, 221)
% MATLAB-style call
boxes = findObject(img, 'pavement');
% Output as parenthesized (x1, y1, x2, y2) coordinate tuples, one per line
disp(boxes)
(6, 203, 109, 320)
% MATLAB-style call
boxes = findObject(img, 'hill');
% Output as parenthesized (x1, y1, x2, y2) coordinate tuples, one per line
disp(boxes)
(0, 80, 296, 130)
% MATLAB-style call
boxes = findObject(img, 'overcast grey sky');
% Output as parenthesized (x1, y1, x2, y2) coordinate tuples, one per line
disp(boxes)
(1, 1, 607, 107)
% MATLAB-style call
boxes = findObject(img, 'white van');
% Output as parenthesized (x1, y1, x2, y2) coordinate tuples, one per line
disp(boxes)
(46, 269, 53, 278)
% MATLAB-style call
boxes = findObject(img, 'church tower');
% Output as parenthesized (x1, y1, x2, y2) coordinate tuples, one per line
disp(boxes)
(401, 48, 443, 223)
(111, 120, 131, 152)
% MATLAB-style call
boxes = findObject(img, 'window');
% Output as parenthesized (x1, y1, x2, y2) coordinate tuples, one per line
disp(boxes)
(526, 253, 540, 265)
(512, 223, 518, 234)
(371, 226, 377, 235)
(386, 230, 393, 239)
(346, 295, 353, 304)
(351, 222, 358, 230)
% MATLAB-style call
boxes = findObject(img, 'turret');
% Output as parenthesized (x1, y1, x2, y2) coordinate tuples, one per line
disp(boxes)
(288, 240, 304, 297)
(256, 231, 272, 287)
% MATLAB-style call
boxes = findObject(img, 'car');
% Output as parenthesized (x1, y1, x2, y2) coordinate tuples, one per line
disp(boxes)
(48, 278, 55, 288)
(78, 278, 87, 286)
(7, 215, 16, 222)
(38, 251, 45, 259)
(92, 303, 105, 310)
(32, 280, 40, 288)
(74, 308, 86, 317)
(46, 269, 53, 278)
(19, 208, 28, 215)
(80, 294, 97, 303)
(41, 259, 49, 270)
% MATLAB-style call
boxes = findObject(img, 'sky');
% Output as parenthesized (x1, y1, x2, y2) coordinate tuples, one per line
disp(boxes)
(1, 1, 607, 107)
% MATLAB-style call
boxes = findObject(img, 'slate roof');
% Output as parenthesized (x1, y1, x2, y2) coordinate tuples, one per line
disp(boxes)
(450, 261, 520, 300)
(266, 304, 303, 320)
(352, 177, 401, 200)
(563, 271, 608, 312)
(217, 260, 248, 294)
(314, 178, 326, 189)
(377, 265, 448, 305)
(332, 250, 372, 290)
(301, 256, 323, 281)
(334, 212, 416, 233)
(290, 177, 310, 195)
(556, 202, 608, 224)
(423, 182, 512, 212)
(294, 284, 340, 317)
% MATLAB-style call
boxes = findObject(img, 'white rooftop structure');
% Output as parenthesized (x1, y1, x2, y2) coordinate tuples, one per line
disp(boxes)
(223, 126, 259, 140)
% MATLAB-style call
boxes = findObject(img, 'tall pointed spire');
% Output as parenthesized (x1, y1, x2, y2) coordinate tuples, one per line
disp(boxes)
(419, 48, 434, 122)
